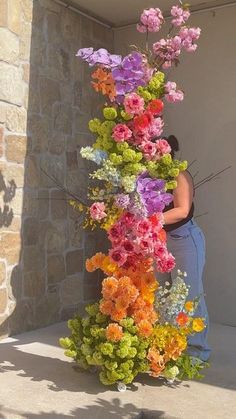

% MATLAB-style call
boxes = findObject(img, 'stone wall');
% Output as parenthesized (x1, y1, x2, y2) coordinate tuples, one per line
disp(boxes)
(0, 0, 113, 338)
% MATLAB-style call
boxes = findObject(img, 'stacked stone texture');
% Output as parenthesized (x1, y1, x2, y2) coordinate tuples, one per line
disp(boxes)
(0, 0, 113, 338)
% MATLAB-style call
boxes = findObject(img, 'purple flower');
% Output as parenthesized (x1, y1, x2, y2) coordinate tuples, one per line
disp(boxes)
(136, 172, 173, 216)
(76, 47, 94, 59)
(112, 52, 147, 99)
(76, 47, 122, 68)
(115, 194, 130, 208)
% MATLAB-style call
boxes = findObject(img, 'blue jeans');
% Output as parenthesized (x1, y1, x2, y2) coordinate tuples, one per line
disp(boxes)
(165, 219, 211, 361)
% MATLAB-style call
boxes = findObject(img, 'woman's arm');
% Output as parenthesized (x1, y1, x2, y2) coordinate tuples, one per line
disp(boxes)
(163, 171, 194, 225)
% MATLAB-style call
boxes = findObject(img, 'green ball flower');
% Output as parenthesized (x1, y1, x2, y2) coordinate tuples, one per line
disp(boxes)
(103, 107, 118, 120)
(123, 149, 137, 162)
(100, 342, 114, 356)
(116, 142, 129, 152)
(121, 110, 133, 121)
(109, 153, 123, 166)
(89, 118, 101, 133)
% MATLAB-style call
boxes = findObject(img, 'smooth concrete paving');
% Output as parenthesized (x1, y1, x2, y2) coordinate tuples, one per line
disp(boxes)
(0, 322, 235, 419)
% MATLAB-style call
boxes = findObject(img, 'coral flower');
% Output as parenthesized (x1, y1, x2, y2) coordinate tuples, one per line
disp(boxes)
(115, 295, 130, 310)
(134, 112, 153, 131)
(85, 259, 95, 272)
(176, 312, 189, 327)
(138, 319, 153, 337)
(192, 318, 205, 332)
(147, 99, 164, 115)
(106, 323, 123, 342)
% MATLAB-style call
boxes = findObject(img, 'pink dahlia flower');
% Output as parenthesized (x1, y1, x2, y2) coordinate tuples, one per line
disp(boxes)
(90, 202, 107, 220)
(112, 124, 132, 142)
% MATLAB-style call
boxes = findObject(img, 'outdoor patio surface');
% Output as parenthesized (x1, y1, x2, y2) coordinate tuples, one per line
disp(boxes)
(0, 322, 235, 419)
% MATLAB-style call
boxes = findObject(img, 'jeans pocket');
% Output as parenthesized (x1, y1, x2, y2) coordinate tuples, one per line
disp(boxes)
(169, 232, 190, 240)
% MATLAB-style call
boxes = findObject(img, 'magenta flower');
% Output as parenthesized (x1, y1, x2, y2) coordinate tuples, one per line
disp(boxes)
(109, 247, 127, 266)
(112, 124, 132, 142)
(90, 202, 107, 220)
(157, 252, 176, 273)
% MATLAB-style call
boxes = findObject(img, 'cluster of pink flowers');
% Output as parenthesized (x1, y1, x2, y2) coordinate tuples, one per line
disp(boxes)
(165, 81, 184, 103)
(171, 5, 190, 27)
(108, 212, 175, 272)
(137, 8, 164, 33)
(179, 27, 201, 52)
(90, 202, 107, 220)
(153, 27, 201, 68)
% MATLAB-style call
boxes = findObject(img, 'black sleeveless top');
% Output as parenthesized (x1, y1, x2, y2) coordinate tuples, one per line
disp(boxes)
(164, 201, 194, 232)
(164, 171, 194, 232)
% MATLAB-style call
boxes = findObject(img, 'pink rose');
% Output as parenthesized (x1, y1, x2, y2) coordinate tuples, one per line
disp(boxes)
(124, 93, 145, 115)
(136, 219, 152, 236)
(140, 141, 158, 160)
(156, 139, 171, 156)
(157, 253, 176, 273)
(112, 124, 132, 142)
(109, 248, 127, 266)
(90, 202, 107, 220)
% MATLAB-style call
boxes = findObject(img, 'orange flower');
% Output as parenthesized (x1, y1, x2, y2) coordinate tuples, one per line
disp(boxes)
(106, 323, 123, 342)
(102, 277, 119, 300)
(185, 301, 194, 312)
(176, 312, 189, 327)
(133, 309, 148, 324)
(91, 68, 116, 101)
(111, 307, 127, 322)
(147, 347, 166, 377)
(164, 336, 187, 360)
(85, 259, 95, 272)
(100, 299, 114, 315)
(137, 320, 153, 338)
(115, 295, 130, 310)
(159, 229, 167, 243)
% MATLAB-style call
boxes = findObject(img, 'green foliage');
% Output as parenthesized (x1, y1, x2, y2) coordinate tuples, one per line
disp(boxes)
(175, 354, 209, 380)
(60, 303, 152, 386)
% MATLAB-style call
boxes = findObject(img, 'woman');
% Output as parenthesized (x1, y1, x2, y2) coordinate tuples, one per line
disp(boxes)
(163, 135, 211, 362)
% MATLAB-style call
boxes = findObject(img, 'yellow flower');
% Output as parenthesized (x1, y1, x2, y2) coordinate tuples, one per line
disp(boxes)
(185, 301, 194, 312)
(192, 318, 205, 332)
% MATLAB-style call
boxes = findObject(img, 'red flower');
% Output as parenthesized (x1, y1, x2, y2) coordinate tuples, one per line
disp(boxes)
(176, 312, 189, 327)
(134, 111, 153, 131)
(147, 99, 164, 115)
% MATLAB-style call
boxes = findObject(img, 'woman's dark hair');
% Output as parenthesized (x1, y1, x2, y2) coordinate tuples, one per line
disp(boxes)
(163, 135, 179, 158)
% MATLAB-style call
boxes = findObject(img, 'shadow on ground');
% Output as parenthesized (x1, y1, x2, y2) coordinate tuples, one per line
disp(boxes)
(0, 398, 180, 419)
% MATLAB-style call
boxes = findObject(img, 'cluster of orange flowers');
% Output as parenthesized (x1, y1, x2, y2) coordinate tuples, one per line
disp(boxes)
(147, 325, 188, 377)
(91, 68, 116, 101)
(86, 252, 159, 337)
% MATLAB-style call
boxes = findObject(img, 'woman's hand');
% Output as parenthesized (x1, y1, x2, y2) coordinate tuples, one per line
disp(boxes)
(163, 171, 194, 225)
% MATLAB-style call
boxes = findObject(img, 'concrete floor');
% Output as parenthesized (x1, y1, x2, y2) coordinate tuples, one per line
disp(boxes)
(0, 322, 235, 419)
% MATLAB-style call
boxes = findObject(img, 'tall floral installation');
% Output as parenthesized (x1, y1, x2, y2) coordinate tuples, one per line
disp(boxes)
(60, 3, 207, 389)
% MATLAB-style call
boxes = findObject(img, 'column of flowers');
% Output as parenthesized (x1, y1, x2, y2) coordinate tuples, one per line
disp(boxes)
(60, 3, 207, 388)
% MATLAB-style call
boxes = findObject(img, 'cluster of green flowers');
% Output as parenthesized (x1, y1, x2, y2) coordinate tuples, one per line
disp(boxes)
(137, 71, 165, 101)
(60, 303, 150, 386)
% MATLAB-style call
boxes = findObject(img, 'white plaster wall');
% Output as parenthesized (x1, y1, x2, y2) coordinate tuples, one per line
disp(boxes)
(114, 6, 236, 326)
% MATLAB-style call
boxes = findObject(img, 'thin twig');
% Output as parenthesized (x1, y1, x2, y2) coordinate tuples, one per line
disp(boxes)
(194, 166, 231, 189)
(40, 167, 89, 206)
(194, 212, 209, 219)
(188, 159, 197, 169)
